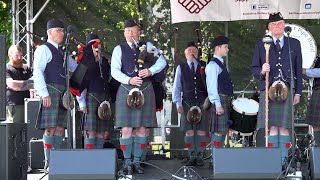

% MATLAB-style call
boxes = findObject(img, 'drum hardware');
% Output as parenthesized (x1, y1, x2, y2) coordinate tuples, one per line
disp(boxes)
(262, 34, 272, 147)
(229, 76, 258, 146)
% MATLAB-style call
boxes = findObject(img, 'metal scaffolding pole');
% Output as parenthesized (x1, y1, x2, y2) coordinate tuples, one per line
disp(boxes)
(12, 0, 50, 66)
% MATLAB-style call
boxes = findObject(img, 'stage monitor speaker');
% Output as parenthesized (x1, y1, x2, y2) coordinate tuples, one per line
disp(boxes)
(24, 98, 45, 169)
(0, 123, 27, 180)
(0, 34, 6, 120)
(213, 148, 282, 179)
(310, 147, 320, 180)
(49, 149, 117, 180)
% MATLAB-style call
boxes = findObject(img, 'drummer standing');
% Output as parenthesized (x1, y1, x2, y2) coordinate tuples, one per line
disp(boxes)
(251, 12, 302, 168)
(206, 36, 233, 164)
(172, 42, 209, 166)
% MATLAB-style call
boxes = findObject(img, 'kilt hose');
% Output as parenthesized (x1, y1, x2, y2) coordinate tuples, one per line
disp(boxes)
(256, 90, 293, 130)
(180, 101, 210, 132)
(306, 88, 320, 127)
(115, 82, 157, 128)
(84, 92, 111, 132)
(38, 83, 68, 130)
(209, 95, 232, 134)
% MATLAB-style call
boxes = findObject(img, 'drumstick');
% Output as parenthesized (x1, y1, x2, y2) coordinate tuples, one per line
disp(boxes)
(263, 35, 272, 147)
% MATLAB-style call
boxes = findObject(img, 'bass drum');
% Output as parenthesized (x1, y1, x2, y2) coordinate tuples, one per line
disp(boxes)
(230, 98, 259, 133)
(285, 23, 317, 69)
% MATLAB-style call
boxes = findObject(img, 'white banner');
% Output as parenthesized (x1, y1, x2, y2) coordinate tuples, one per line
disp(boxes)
(171, 0, 320, 23)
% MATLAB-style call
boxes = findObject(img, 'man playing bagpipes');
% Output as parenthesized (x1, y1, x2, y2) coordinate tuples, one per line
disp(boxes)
(74, 33, 113, 149)
(111, 19, 167, 175)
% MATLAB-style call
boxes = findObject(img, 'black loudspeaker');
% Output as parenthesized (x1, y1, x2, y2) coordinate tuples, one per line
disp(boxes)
(213, 148, 282, 179)
(0, 123, 28, 180)
(24, 98, 45, 169)
(49, 149, 117, 179)
(310, 147, 320, 180)
(0, 34, 6, 120)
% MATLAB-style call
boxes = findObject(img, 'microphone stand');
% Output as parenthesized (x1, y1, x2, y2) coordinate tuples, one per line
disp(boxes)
(286, 32, 298, 171)
(64, 30, 73, 149)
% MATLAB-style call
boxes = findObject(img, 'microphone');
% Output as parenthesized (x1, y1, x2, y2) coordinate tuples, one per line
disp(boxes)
(67, 25, 76, 34)
(284, 26, 292, 35)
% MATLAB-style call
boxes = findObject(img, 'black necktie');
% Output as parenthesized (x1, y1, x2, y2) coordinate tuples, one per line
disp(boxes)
(276, 39, 281, 50)
(191, 62, 195, 74)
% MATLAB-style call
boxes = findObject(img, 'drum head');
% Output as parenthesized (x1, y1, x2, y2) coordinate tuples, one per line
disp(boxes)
(285, 24, 317, 68)
(232, 98, 259, 115)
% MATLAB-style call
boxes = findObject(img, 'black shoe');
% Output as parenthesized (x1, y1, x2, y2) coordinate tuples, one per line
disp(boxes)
(196, 157, 204, 166)
(209, 162, 213, 169)
(121, 159, 133, 175)
(196, 152, 204, 166)
(121, 164, 132, 175)
(133, 163, 144, 174)
(186, 157, 196, 166)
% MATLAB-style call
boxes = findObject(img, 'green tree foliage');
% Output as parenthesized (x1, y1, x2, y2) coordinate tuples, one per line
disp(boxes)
(0, 1, 12, 48)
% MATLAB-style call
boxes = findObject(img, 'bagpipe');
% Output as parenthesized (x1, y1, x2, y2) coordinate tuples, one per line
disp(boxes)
(68, 37, 112, 121)
(69, 37, 101, 96)
(126, 38, 168, 110)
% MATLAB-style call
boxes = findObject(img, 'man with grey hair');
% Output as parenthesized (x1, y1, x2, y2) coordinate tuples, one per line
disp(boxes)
(33, 19, 78, 170)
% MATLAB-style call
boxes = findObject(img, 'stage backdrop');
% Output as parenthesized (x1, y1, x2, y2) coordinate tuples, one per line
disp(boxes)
(171, 0, 320, 23)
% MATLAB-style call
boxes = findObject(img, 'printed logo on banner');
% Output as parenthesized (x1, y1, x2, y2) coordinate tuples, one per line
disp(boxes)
(305, 3, 312, 9)
(251, 4, 269, 10)
(178, 0, 212, 14)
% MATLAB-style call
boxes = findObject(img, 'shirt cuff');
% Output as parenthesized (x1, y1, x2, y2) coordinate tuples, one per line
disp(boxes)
(214, 102, 222, 109)
(78, 101, 87, 109)
(176, 102, 182, 108)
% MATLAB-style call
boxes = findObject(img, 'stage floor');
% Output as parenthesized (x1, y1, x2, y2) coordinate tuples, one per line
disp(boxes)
(27, 158, 310, 180)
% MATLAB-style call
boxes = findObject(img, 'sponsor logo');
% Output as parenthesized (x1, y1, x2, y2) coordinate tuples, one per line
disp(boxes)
(305, 3, 312, 9)
(178, 0, 212, 14)
(251, 4, 269, 10)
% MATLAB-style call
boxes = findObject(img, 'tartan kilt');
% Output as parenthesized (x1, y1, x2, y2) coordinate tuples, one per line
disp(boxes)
(84, 92, 112, 132)
(306, 89, 320, 127)
(256, 90, 292, 129)
(38, 83, 68, 129)
(209, 95, 232, 134)
(115, 82, 157, 128)
(180, 101, 210, 132)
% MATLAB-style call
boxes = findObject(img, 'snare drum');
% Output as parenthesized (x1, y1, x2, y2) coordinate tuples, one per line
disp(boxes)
(230, 98, 259, 133)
